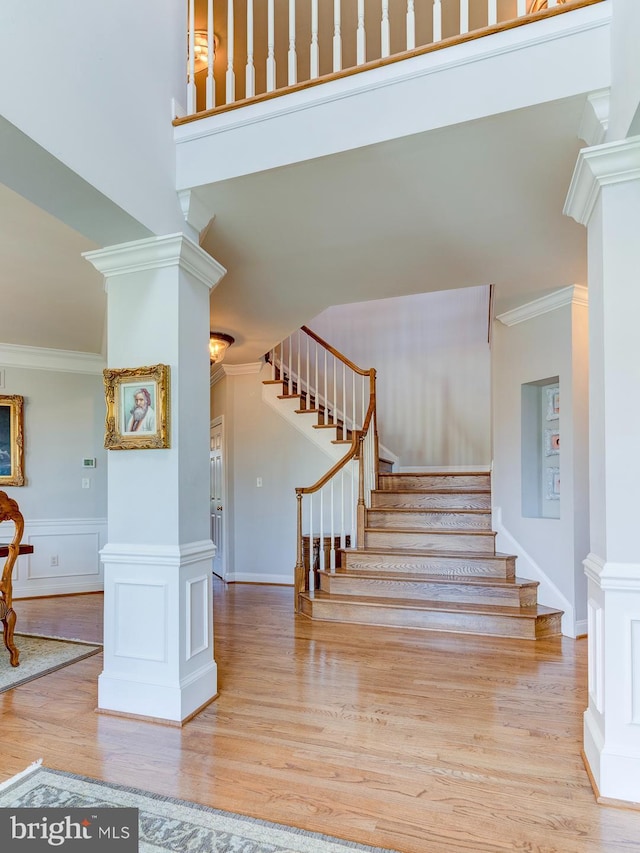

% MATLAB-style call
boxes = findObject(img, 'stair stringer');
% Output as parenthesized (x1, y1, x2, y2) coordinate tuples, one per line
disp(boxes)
(261, 364, 347, 463)
(493, 505, 576, 637)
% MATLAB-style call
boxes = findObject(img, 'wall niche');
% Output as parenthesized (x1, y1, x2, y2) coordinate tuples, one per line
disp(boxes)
(521, 377, 560, 519)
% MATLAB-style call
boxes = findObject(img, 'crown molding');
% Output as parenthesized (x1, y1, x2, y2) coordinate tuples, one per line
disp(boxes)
(0, 343, 105, 374)
(210, 361, 263, 387)
(496, 285, 588, 327)
(178, 189, 215, 236)
(83, 233, 226, 291)
(564, 136, 640, 225)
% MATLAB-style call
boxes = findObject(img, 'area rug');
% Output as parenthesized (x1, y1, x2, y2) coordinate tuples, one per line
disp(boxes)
(0, 634, 101, 693)
(0, 763, 400, 853)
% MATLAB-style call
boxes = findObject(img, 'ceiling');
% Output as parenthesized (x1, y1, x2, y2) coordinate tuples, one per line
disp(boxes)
(0, 94, 587, 363)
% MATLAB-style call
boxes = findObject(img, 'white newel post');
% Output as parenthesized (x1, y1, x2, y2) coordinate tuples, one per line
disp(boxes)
(84, 234, 226, 723)
(565, 136, 640, 804)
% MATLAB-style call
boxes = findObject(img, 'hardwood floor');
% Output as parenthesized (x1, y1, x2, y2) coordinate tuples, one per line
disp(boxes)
(3, 581, 640, 852)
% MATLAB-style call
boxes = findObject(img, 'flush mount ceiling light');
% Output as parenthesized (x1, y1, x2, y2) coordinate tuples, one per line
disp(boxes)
(209, 332, 235, 364)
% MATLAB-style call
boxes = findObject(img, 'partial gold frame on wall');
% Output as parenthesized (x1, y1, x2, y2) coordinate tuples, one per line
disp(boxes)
(103, 364, 170, 450)
(0, 395, 25, 486)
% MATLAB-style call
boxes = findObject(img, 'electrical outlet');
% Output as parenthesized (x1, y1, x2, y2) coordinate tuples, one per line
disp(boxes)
(82, 478, 91, 489)
(50, 555, 59, 567)
(256, 477, 263, 487)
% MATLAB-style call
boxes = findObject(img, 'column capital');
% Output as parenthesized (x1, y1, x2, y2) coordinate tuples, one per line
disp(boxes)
(83, 232, 226, 291)
(564, 135, 640, 226)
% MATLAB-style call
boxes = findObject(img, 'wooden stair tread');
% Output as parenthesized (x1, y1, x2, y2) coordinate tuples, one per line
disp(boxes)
(365, 526, 495, 535)
(343, 547, 515, 559)
(379, 471, 489, 478)
(262, 379, 286, 385)
(373, 488, 491, 495)
(277, 393, 302, 400)
(294, 408, 323, 414)
(303, 591, 561, 618)
(320, 570, 538, 588)
(370, 507, 491, 515)
(313, 423, 341, 429)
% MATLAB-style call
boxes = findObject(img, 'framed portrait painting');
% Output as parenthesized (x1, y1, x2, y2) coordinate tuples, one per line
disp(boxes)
(0, 395, 25, 486)
(103, 364, 170, 450)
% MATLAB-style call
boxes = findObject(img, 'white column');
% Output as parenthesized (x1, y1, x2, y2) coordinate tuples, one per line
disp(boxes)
(84, 234, 226, 724)
(565, 136, 640, 804)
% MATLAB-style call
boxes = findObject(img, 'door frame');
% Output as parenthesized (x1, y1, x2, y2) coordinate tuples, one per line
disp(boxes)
(210, 415, 229, 581)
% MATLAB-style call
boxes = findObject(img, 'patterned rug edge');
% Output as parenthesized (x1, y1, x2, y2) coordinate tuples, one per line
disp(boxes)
(0, 764, 402, 853)
(0, 636, 102, 694)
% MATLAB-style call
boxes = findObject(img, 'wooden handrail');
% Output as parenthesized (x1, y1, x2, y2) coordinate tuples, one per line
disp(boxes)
(301, 326, 370, 377)
(175, 0, 604, 125)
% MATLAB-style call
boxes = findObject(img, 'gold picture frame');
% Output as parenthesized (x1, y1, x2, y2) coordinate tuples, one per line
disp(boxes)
(0, 395, 25, 486)
(103, 364, 170, 450)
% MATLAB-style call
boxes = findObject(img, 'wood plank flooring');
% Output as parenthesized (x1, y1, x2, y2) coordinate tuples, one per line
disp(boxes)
(3, 581, 640, 852)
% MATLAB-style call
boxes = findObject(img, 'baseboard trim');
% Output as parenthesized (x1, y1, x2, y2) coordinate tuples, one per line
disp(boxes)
(227, 573, 293, 585)
(581, 750, 640, 811)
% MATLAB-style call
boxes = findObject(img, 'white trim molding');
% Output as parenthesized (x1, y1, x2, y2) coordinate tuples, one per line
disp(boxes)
(178, 189, 215, 236)
(584, 553, 640, 592)
(0, 343, 105, 374)
(84, 233, 227, 291)
(227, 572, 293, 585)
(578, 88, 610, 147)
(211, 362, 263, 387)
(100, 540, 215, 568)
(564, 135, 640, 226)
(496, 285, 588, 327)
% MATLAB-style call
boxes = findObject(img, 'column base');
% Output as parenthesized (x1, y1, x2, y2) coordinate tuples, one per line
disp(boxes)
(98, 659, 218, 724)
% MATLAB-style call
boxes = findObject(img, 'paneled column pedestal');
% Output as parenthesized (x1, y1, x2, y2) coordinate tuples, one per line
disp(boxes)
(85, 233, 226, 723)
(565, 136, 640, 804)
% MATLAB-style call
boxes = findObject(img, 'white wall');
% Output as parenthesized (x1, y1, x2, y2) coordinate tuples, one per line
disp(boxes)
(608, 0, 640, 140)
(211, 366, 338, 584)
(1, 364, 107, 597)
(0, 1, 187, 237)
(309, 288, 491, 468)
(492, 292, 589, 635)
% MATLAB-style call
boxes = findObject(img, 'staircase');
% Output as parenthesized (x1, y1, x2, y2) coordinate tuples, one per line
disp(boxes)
(300, 471, 563, 639)
(264, 326, 562, 640)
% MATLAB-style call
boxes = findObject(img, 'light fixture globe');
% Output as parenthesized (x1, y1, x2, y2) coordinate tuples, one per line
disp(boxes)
(209, 332, 235, 364)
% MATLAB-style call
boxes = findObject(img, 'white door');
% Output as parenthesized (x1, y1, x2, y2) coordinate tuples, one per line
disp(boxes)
(210, 420, 225, 579)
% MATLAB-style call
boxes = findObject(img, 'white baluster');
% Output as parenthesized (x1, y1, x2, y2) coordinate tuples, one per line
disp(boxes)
(288, 0, 297, 85)
(342, 364, 346, 439)
(333, 0, 342, 73)
(488, 0, 497, 26)
(433, 0, 442, 43)
(187, 0, 196, 114)
(246, 0, 255, 98)
(406, 1, 416, 50)
(362, 374, 366, 429)
(381, 0, 390, 58)
(308, 494, 314, 594)
(352, 372, 356, 434)
(297, 329, 301, 398)
(287, 334, 292, 395)
(330, 479, 335, 571)
(333, 357, 337, 426)
(324, 350, 328, 422)
(341, 470, 346, 550)
(357, 0, 366, 65)
(315, 342, 319, 418)
(516, 0, 526, 15)
(226, 0, 236, 103)
(306, 334, 310, 408)
(267, 0, 276, 92)
(310, 0, 319, 79)
(270, 347, 275, 381)
(319, 490, 324, 572)
(460, 0, 469, 34)
(206, 0, 215, 109)
(351, 460, 356, 548)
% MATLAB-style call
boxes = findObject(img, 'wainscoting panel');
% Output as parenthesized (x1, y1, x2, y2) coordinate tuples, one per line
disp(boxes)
(11, 518, 107, 598)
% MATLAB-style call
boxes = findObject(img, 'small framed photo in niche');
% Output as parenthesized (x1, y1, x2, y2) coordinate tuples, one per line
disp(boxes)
(546, 386, 560, 420)
(544, 428, 560, 456)
(546, 467, 560, 500)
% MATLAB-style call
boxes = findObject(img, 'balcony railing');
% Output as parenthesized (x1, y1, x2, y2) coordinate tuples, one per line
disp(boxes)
(184, 0, 597, 118)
